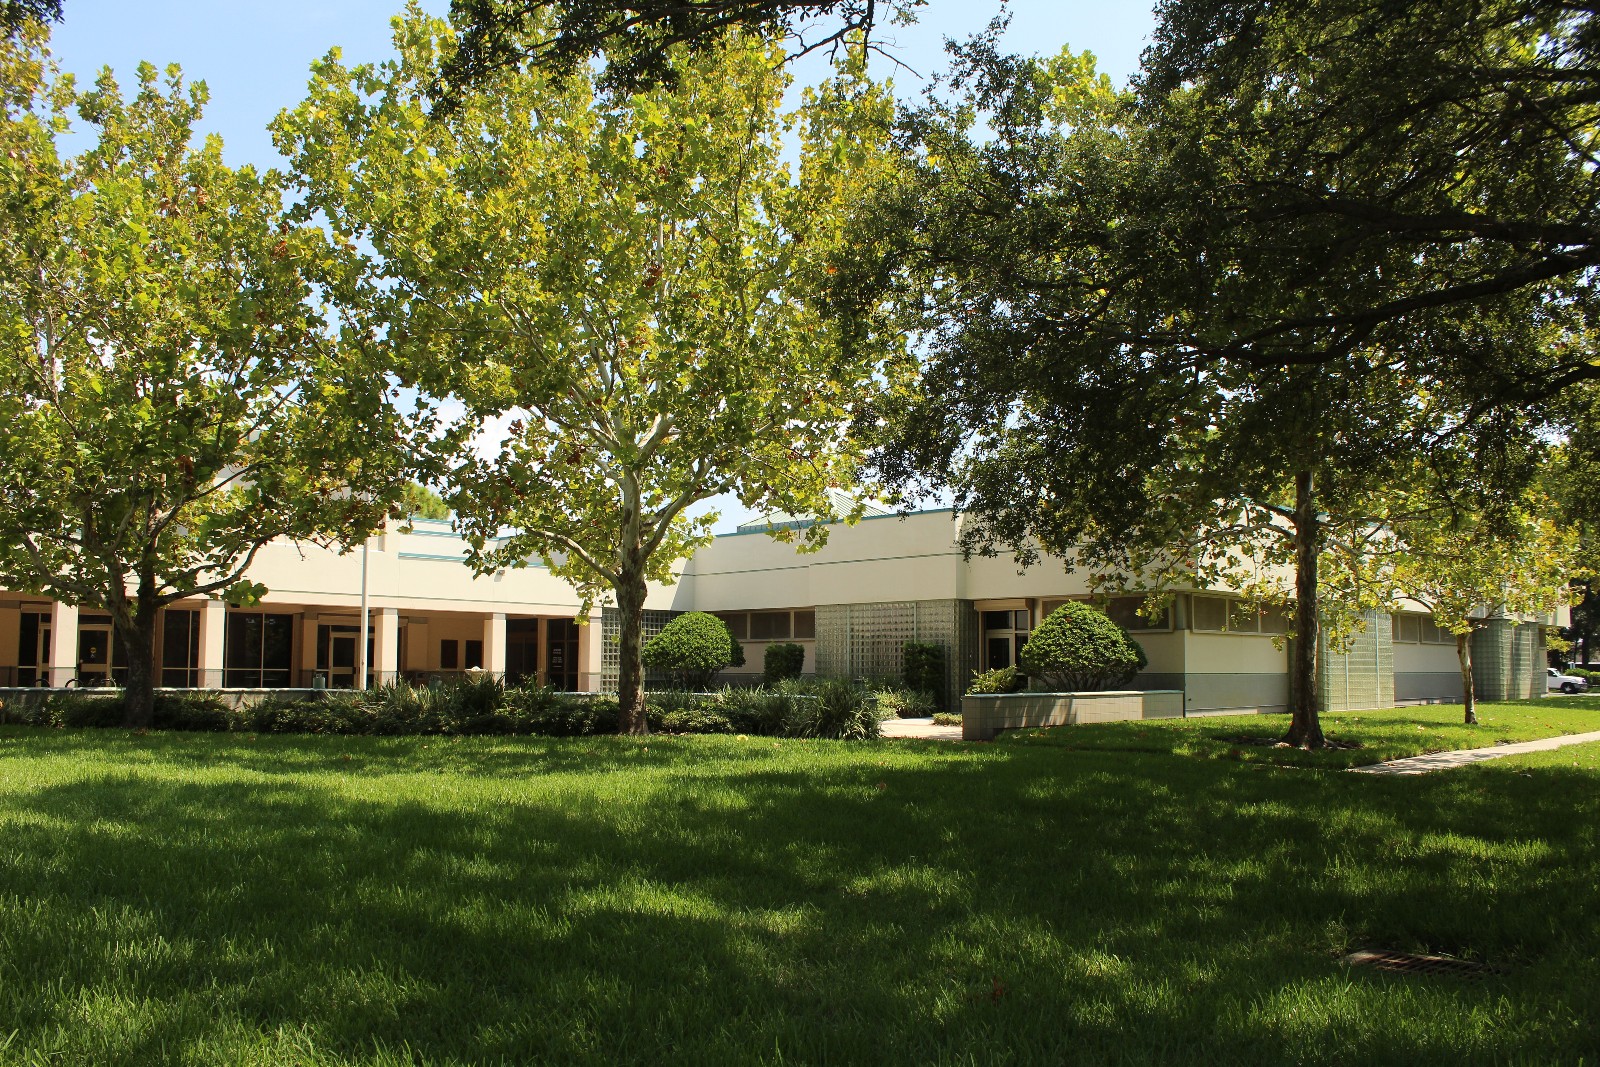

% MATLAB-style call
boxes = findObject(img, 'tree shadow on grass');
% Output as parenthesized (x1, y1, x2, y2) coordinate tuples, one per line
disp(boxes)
(0, 735, 1596, 1065)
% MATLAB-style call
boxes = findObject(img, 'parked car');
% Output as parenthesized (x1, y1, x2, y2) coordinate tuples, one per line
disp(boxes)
(1547, 667, 1589, 694)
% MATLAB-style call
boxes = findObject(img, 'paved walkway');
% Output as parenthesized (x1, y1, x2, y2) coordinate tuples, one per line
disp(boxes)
(1352, 730, 1600, 776)
(879, 716, 963, 740)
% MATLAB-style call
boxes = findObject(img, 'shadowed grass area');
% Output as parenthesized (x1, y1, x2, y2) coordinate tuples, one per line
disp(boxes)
(0, 719, 1596, 1065)
(1003, 697, 1600, 769)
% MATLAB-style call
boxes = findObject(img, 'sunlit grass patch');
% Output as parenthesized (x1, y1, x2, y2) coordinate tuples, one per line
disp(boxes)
(1003, 697, 1600, 769)
(0, 727, 1594, 1064)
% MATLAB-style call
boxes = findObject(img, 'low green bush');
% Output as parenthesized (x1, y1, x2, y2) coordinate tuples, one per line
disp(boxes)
(931, 711, 962, 727)
(151, 692, 233, 732)
(500, 689, 618, 736)
(967, 665, 1025, 695)
(0, 693, 49, 727)
(873, 687, 937, 719)
(787, 678, 880, 741)
(49, 693, 126, 729)
(0, 675, 898, 741)
(657, 704, 735, 734)
(239, 693, 369, 735)
(763, 643, 805, 683)
(1019, 602, 1147, 691)
(716, 685, 797, 735)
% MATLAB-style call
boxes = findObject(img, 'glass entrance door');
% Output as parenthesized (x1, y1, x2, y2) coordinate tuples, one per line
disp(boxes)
(982, 609, 1032, 673)
(317, 623, 365, 689)
(331, 634, 357, 688)
(78, 625, 114, 687)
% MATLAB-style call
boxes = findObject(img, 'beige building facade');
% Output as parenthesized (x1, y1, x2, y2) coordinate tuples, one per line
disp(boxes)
(0, 509, 1555, 710)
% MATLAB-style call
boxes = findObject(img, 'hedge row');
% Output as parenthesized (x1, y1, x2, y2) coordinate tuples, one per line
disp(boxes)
(0, 676, 886, 741)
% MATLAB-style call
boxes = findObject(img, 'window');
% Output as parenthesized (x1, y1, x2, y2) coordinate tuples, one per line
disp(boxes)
(792, 610, 815, 640)
(161, 609, 200, 687)
(1421, 618, 1454, 644)
(982, 608, 1031, 671)
(1191, 595, 1227, 632)
(1390, 613, 1454, 644)
(440, 639, 459, 669)
(224, 612, 293, 688)
(749, 611, 792, 641)
(1259, 608, 1290, 635)
(716, 613, 748, 640)
(1192, 595, 1288, 635)
(1227, 600, 1261, 634)
(1103, 597, 1171, 631)
(465, 639, 484, 670)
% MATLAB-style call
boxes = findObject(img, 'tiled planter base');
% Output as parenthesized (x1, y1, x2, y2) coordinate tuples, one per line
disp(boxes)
(960, 690, 1184, 741)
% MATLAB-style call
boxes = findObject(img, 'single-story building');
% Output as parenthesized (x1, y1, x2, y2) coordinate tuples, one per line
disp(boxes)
(0, 508, 1555, 711)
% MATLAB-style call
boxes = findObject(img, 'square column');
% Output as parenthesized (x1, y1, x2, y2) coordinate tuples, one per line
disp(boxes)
(197, 599, 227, 689)
(483, 613, 507, 677)
(46, 601, 77, 688)
(407, 618, 430, 673)
(298, 613, 319, 687)
(580, 611, 604, 693)
(374, 608, 400, 685)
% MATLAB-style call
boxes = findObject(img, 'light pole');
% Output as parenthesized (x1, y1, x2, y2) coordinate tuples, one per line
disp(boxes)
(357, 535, 370, 690)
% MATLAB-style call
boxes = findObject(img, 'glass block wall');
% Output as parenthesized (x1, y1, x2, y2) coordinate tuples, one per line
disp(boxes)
(1469, 618, 1544, 700)
(815, 599, 979, 709)
(1319, 609, 1395, 712)
(601, 607, 681, 690)
(1512, 621, 1544, 699)
(1470, 617, 1517, 701)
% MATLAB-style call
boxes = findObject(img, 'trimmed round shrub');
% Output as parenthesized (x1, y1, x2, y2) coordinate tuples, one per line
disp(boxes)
(641, 612, 739, 689)
(1019, 602, 1147, 692)
(763, 642, 805, 683)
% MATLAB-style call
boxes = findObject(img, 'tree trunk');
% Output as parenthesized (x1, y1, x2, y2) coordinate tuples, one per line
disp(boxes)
(116, 591, 161, 730)
(1284, 469, 1327, 749)
(615, 563, 649, 736)
(1457, 631, 1478, 725)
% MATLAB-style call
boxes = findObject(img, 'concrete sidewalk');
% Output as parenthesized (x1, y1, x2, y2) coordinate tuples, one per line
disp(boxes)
(879, 717, 963, 741)
(1351, 730, 1600, 776)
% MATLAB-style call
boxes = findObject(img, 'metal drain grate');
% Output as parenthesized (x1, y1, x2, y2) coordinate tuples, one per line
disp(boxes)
(1342, 950, 1498, 979)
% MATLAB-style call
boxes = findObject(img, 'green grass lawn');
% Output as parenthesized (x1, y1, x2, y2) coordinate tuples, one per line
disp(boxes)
(0, 700, 1596, 1066)
(1004, 695, 1600, 769)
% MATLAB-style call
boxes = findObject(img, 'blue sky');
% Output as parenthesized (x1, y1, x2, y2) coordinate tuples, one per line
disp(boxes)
(50, 0, 1158, 171)
(46, 1, 1159, 530)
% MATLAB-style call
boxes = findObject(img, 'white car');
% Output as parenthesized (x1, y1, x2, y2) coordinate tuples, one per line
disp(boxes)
(1548, 667, 1589, 695)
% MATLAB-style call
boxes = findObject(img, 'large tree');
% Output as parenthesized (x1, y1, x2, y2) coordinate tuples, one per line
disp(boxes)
(1, 1, 59, 39)
(277, 11, 902, 734)
(840, 40, 1555, 746)
(0, 32, 427, 726)
(1133, 0, 1600, 395)
(436, 0, 923, 100)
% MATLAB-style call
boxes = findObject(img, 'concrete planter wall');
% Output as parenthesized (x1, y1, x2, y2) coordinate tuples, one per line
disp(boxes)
(960, 690, 1184, 741)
